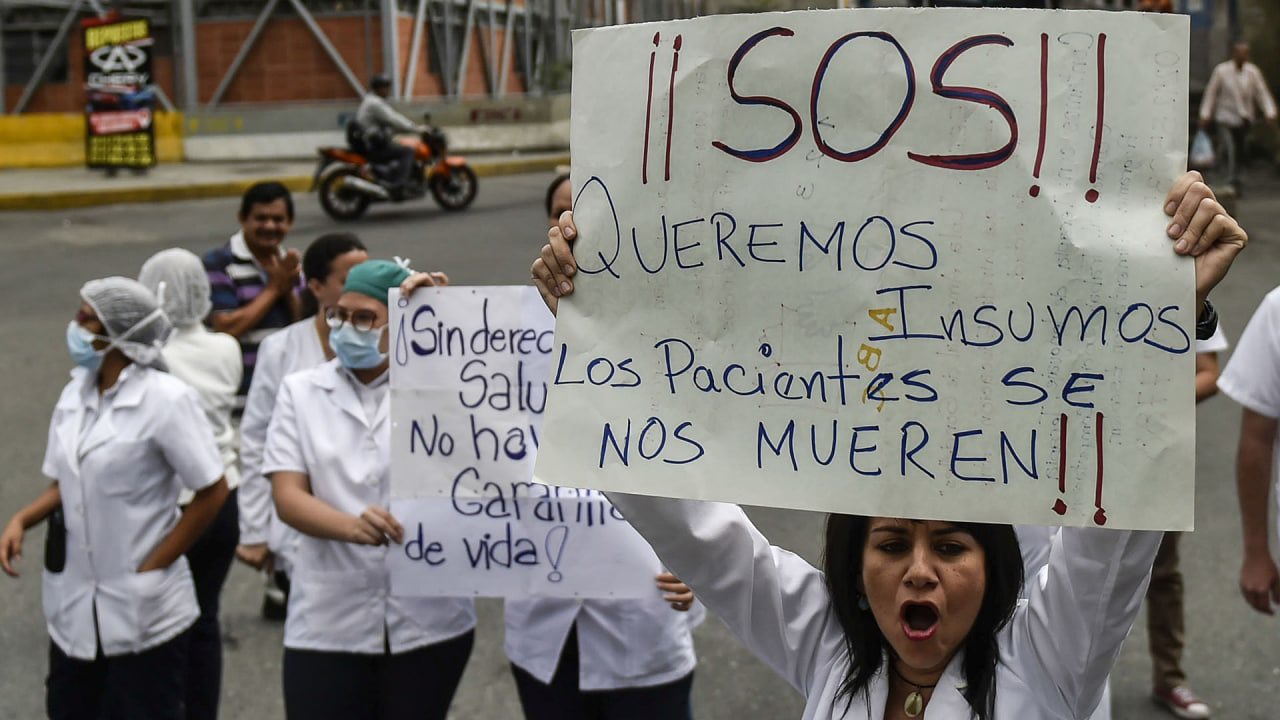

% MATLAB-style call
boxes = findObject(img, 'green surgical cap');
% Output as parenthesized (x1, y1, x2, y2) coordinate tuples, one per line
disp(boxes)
(343, 259, 412, 305)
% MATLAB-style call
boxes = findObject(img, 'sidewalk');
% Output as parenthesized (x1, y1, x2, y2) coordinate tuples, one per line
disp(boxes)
(0, 150, 569, 211)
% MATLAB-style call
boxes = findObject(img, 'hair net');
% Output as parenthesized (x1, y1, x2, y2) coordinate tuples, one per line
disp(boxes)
(80, 277, 173, 370)
(139, 248, 212, 328)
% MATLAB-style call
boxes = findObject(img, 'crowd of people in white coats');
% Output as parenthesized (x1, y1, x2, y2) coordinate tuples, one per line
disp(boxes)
(0, 162, 1265, 720)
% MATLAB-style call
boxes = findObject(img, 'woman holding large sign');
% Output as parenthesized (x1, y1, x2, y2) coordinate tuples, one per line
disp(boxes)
(530, 171, 1245, 719)
(500, 173, 704, 720)
(263, 260, 472, 720)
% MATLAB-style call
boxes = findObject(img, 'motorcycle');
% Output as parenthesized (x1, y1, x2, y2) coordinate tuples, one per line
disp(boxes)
(313, 115, 478, 221)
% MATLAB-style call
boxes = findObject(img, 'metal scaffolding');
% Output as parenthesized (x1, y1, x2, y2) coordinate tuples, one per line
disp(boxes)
(0, 0, 701, 113)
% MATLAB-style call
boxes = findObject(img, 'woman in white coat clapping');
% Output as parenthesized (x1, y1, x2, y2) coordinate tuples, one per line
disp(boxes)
(264, 259, 472, 720)
(529, 172, 1245, 719)
(1, 278, 229, 720)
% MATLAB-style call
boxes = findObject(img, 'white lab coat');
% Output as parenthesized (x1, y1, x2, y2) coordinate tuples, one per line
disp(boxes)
(505, 594, 701, 691)
(1219, 287, 1280, 549)
(608, 493, 1160, 720)
(41, 366, 224, 660)
(1014, 526, 1112, 720)
(263, 360, 476, 653)
(238, 318, 326, 560)
(161, 324, 243, 501)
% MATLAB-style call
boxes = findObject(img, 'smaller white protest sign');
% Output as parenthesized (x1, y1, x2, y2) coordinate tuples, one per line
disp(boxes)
(389, 286, 660, 598)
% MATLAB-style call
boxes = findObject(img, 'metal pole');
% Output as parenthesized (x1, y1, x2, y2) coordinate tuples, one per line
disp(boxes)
(549, 0, 561, 66)
(150, 82, 176, 111)
(14, 0, 84, 114)
(426, 3, 450, 97)
(486, 0, 497, 96)
(208, 0, 279, 107)
(0, 5, 8, 113)
(443, 0, 455, 98)
(521, 0, 532, 93)
(455, 0, 476, 98)
(403, 0, 427, 99)
(380, 0, 400, 96)
(497, 0, 514, 96)
(177, 0, 198, 110)
(288, 0, 366, 96)
(362, 0, 374, 80)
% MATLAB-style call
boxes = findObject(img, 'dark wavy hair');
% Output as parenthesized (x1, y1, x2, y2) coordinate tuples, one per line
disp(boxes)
(823, 515, 1023, 720)
(298, 232, 367, 318)
(544, 173, 571, 219)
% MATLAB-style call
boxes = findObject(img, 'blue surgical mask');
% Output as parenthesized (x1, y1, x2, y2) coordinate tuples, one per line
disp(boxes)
(66, 321, 105, 371)
(331, 323, 387, 370)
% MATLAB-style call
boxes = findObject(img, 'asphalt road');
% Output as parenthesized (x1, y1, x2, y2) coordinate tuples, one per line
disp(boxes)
(1, 170, 1278, 719)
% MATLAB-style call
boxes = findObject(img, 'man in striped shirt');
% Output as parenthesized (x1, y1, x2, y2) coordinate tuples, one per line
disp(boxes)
(203, 182, 303, 404)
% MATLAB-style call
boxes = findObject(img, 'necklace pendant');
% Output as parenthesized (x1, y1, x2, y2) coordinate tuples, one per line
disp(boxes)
(904, 690, 924, 718)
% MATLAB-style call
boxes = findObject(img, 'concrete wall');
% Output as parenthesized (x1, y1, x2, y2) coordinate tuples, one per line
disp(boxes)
(0, 112, 184, 168)
(181, 94, 568, 161)
(0, 94, 568, 168)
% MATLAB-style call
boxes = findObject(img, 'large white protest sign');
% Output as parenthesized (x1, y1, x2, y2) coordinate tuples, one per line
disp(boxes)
(535, 9, 1196, 531)
(389, 286, 661, 598)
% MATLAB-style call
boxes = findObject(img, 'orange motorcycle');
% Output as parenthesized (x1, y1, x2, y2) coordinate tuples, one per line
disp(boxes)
(313, 115, 478, 221)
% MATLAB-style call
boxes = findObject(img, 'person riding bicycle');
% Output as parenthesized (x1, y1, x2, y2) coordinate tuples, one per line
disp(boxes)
(354, 74, 421, 198)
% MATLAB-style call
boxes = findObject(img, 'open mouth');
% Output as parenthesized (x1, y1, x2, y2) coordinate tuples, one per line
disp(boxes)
(900, 602, 940, 641)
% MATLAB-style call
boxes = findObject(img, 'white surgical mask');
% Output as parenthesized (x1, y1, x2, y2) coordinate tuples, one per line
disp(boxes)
(331, 324, 387, 369)
(66, 321, 105, 371)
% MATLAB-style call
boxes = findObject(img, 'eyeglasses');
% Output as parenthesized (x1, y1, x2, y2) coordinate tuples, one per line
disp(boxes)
(325, 307, 381, 332)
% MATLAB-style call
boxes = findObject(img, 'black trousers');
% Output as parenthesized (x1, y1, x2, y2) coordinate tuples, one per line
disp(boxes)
(184, 488, 239, 720)
(369, 143, 415, 187)
(511, 625, 695, 720)
(47, 630, 190, 720)
(282, 629, 474, 720)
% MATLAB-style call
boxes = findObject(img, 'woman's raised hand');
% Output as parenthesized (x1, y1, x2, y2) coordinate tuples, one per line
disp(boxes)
(532, 210, 579, 315)
(398, 271, 451, 299)
(1164, 171, 1247, 306)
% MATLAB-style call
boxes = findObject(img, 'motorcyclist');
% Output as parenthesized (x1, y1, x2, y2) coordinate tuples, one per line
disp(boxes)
(354, 74, 421, 198)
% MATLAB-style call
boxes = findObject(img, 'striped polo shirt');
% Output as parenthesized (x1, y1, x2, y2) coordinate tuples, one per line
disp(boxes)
(203, 231, 296, 398)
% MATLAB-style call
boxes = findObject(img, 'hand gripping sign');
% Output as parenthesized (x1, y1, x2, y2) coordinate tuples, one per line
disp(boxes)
(390, 287, 660, 598)
(535, 8, 1196, 531)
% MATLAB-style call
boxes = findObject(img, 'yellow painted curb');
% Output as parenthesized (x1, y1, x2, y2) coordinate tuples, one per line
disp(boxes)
(471, 154, 570, 178)
(0, 154, 569, 211)
(0, 176, 312, 212)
